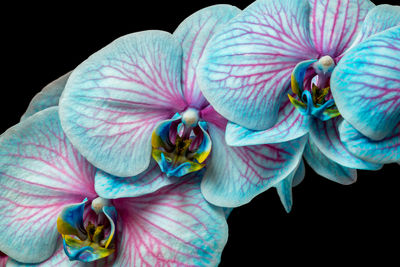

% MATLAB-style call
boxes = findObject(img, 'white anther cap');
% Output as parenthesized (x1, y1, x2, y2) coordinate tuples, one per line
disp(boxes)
(182, 108, 199, 127)
(91, 197, 111, 214)
(319, 55, 335, 67)
(314, 55, 336, 75)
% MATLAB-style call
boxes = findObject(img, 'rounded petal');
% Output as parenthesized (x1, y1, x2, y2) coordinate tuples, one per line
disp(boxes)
(21, 72, 71, 121)
(309, 118, 381, 170)
(173, 4, 241, 108)
(198, 0, 317, 130)
(226, 96, 311, 146)
(358, 4, 400, 42)
(309, 0, 375, 57)
(0, 107, 96, 263)
(113, 176, 228, 267)
(201, 123, 307, 207)
(60, 31, 185, 177)
(275, 160, 305, 213)
(304, 137, 357, 185)
(339, 120, 400, 164)
(331, 26, 400, 140)
(95, 160, 179, 199)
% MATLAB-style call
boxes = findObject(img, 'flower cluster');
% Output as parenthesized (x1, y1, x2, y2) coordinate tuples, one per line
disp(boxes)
(0, 0, 399, 266)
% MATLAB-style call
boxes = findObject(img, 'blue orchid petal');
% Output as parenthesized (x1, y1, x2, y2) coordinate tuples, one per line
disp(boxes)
(226, 96, 312, 146)
(331, 26, 400, 140)
(95, 160, 179, 199)
(198, 0, 317, 131)
(0, 107, 97, 264)
(304, 137, 357, 185)
(113, 176, 228, 266)
(275, 160, 305, 213)
(309, 118, 382, 170)
(339, 120, 400, 164)
(201, 123, 307, 207)
(358, 4, 400, 42)
(60, 31, 185, 177)
(21, 72, 71, 121)
(309, 0, 374, 57)
(173, 4, 241, 109)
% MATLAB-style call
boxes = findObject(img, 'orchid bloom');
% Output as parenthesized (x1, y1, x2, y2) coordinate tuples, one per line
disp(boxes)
(198, 0, 400, 187)
(58, 5, 307, 208)
(0, 107, 229, 266)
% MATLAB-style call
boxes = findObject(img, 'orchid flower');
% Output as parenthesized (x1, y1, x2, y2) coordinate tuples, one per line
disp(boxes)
(198, 0, 399, 186)
(58, 5, 307, 208)
(0, 107, 229, 266)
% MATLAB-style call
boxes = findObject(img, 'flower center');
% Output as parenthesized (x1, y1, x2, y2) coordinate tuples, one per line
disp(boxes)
(289, 56, 340, 121)
(151, 109, 212, 177)
(57, 198, 117, 262)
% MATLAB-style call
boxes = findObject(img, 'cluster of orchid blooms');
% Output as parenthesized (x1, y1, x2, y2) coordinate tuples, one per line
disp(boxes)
(0, 0, 399, 266)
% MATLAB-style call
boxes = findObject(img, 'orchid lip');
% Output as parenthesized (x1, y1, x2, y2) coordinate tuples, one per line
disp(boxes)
(151, 113, 212, 177)
(57, 198, 117, 263)
(289, 58, 340, 121)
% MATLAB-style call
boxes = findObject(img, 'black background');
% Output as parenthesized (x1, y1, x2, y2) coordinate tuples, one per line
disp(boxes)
(1, 0, 399, 265)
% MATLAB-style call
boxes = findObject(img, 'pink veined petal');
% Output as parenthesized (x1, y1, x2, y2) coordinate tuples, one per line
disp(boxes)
(20, 72, 71, 121)
(226, 96, 312, 146)
(60, 31, 186, 177)
(309, 118, 382, 170)
(357, 4, 400, 43)
(201, 122, 308, 207)
(304, 137, 357, 185)
(200, 105, 227, 130)
(339, 120, 400, 164)
(173, 4, 241, 109)
(331, 26, 400, 140)
(113, 177, 228, 267)
(309, 0, 375, 57)
(198, 0, 317, 131)
(0, 107, 96, 264)
(6, 239, 116, 267)
(95, 160, 180, 199)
